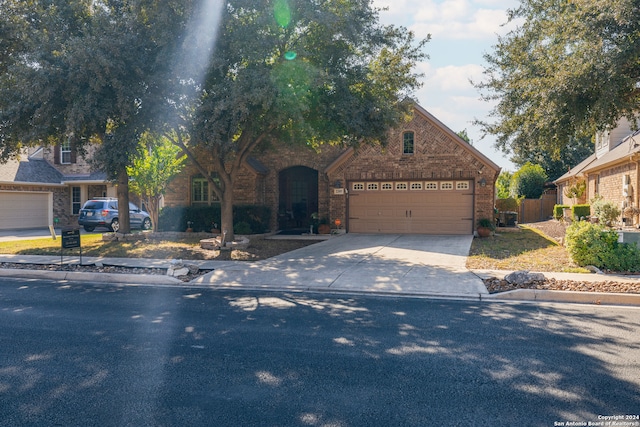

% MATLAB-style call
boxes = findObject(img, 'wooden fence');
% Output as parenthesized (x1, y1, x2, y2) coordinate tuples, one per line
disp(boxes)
(518, 194, 557, 223)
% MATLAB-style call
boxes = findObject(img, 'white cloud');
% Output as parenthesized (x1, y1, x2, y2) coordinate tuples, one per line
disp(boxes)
(424, 64, 483, 91)
(374, 0, 517, 41)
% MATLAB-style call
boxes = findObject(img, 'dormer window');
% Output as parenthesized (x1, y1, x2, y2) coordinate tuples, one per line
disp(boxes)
(596, 130, 609, 150)
(403, 131, 414, 155)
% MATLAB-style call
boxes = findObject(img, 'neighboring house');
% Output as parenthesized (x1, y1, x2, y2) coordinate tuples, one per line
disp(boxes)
(0, 144, 113, 230)
(164, 103, 501, 235)
(555, 118, 640, 224)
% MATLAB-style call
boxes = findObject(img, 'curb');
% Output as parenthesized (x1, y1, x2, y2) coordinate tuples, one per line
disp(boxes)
(484, 289, 640, 306)
(0, 268, 182, 286)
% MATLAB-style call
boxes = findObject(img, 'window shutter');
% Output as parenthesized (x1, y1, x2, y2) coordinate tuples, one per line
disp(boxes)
(54, 144, 60, 164)
(70, 139, 77, 164)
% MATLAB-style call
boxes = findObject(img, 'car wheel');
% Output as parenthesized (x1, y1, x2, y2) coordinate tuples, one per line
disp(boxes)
(83, 225, 96, 232)
(110, 219, 120, 233)
(142, 217, 152, 230)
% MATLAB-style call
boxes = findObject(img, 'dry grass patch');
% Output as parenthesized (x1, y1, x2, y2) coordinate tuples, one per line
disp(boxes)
(0, 234, 318, 261)
(466, 226, 587, 273)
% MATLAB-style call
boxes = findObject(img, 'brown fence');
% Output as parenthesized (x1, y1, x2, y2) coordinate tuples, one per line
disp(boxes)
(518, 194, 557, 223)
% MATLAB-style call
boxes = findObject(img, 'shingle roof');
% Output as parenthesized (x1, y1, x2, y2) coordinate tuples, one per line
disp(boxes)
(555, 130, 640, 183)
(62, 171, 108, 183)
(0, 156, 64, 184)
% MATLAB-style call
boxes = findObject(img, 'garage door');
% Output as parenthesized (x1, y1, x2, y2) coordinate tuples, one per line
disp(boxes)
(348, 180, 473, 234)
(0, 192, 51, 230)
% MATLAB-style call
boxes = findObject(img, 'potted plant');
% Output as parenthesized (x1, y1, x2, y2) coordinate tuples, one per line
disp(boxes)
(476, 218, 495, 238)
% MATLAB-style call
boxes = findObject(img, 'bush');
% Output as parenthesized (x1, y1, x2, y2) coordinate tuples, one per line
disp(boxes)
(510, 162, 548, 199)
(565, 221, 640, 271)
(233, 221, 252, 235)
(571, 204, 590, 220)
(158, 204, 271, 233)
(495, 197, 521, 212)
(590, 195, 621, 226)
(553, 204, 569, 220)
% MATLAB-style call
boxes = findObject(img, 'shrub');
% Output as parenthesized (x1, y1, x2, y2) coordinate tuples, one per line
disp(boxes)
(233, 221, 252, 235)
(495, 197, 521, 212)
(590, 195, 621, 226)
(158, 204, 271, 233)
(554, 204, 569, 220)
(571, 204, 590, 220)
(565, 221, 640, 271)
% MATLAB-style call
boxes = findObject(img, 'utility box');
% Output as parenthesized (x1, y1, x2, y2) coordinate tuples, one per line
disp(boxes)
(617, 231, 640, 245)
(498, 211, 518, 227)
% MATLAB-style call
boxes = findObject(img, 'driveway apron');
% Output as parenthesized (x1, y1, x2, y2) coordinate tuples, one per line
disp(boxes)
(194, 234, 488, 298)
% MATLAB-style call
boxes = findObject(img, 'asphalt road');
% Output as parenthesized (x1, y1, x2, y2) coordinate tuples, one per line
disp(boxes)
(1, 278, 639, 427)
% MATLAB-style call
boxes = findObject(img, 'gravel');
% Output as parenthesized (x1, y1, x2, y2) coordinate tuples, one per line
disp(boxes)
(484, 220, 640, 294)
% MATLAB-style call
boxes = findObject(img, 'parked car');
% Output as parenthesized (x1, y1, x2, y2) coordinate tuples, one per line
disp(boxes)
(78, 198, 152, 232)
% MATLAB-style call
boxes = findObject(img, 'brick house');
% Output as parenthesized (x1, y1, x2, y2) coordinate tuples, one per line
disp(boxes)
(164, 103, 501, 235)
(555, 118, 640, 225)
(0, 144, 114, 230)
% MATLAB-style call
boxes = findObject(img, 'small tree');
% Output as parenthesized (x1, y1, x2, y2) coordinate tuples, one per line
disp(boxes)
(590, 195, 621, 227)
(128, 134, 186, 232)
(563, 177, 587, 204)
(510, 162, 548, 199)
(495, 171, 513, 199)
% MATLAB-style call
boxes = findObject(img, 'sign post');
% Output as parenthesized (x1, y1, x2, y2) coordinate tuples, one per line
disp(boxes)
(60, 227, 82, 266)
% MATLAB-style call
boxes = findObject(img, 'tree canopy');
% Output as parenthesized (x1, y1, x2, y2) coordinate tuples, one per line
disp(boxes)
(0, 0, 427, 238)
(164, 0, 428, 241)
(476, 0, 640, 159)
(510, 162, 548, 199)
(0, 0, 190, 231)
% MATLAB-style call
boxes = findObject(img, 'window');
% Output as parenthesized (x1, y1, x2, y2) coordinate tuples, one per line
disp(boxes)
(395, 182, 408, 190)
(192, 177, 209, 204)
(403, 131, 414, 154)
(61, 139, 72, 164)
(425, 182, 438, 190)
(367, 183, 379, 191)
(410, 182, 423, 190)
(441, 182, 454, 190)
(72, 187, 81, 215)
(456, 181, 470, 190)
(381, 182, 393, 190)
(352, 183, 365, 191)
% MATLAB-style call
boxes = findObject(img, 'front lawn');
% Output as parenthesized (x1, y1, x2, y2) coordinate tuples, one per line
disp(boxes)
(466, 226, 588, 273)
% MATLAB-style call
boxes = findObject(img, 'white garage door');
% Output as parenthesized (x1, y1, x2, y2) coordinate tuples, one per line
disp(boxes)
(348, 180, 474, 234)
(0, 192, 51, 230)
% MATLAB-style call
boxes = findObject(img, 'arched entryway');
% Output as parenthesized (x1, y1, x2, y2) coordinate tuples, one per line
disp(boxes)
(278, 166, 318, 232)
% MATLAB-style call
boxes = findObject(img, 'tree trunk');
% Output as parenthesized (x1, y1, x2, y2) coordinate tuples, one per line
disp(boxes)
(220, 190, 234, 244)
(116, 168, 131, 234)
(148, 195, 159, 233)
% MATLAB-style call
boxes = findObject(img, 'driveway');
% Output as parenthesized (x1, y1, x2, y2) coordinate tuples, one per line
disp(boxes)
(194, 234, 489, 298)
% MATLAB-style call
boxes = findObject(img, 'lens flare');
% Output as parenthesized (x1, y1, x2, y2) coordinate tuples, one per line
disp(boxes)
(274, 0, 291, 28)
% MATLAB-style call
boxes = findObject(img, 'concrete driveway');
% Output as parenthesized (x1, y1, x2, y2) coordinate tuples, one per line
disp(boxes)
(194, 234, 489, 298)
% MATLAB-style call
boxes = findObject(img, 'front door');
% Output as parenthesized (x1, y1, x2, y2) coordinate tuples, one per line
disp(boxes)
(278, 166, 318, 232)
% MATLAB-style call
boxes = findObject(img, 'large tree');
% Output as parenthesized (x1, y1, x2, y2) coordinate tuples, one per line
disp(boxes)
(510, 136, 593, 181)
(0, 0, 189, 232)
(165, 0, 428, 242)
(476, 0, 640, 159)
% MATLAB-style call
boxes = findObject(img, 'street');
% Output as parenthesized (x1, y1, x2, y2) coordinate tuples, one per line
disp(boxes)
(1, 277, 639, 427)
